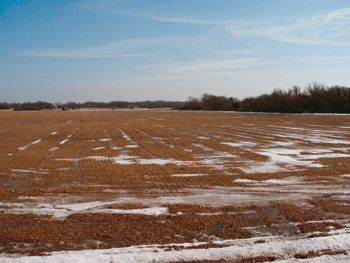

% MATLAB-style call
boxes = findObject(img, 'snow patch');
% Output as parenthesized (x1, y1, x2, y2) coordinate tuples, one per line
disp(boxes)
(220, 141, 257, 147)
(18, 139, 42, 151)
(171, 174, 206, 177)
(11, 169, 48, 174)
(93, 147, 106, 151)
(1, 231, 350, 262)
(234, 179, 257, 183)
(0, 201, 167, 218)
(49, 147, 58, 152)
(192, 143, 213, 151)
(99, 138, 111, 142)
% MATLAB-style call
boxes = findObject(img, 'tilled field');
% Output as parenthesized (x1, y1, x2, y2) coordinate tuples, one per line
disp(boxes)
(1, 109, 350, 262)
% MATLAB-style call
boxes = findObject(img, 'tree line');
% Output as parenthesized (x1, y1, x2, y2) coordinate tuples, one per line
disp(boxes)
(239, 83, 350, 113)
(0, 100, 186, 111)
(2, 83, 350, 113)
(181, 83, 350, 113)
(0, 101, 54, 111)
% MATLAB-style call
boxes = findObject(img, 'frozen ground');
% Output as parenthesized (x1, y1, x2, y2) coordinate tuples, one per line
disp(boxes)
(1, 110, 350, 262)
(2, 229, 350, 262)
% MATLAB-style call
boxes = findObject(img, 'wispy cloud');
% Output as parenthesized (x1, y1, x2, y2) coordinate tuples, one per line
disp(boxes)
(228, 8, 350, 45)
(200, 48, 266, 55)
(165, 58, 275, 73)
(15, 36, 205, 58)
(128, 13, 260, 26)
(68, 1, 259, 26)
(296, 56, 350, 62)
(130, 58, 278, 85)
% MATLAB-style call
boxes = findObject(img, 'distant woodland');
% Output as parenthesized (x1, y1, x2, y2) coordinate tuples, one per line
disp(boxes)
(181, 83, 350, 113)
(0, 100, 186, 111)
(2, 83, 350, 113)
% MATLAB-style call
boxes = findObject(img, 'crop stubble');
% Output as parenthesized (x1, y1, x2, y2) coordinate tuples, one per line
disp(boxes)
(1, 109, 350, 259)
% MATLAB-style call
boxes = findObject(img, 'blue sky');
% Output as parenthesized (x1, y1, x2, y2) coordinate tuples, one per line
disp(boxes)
(1, 0, 350, 103)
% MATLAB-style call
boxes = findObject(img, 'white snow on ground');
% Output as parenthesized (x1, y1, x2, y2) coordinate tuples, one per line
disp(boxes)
(272, 141, 296, 147)
(262, 178, 303, 184)
(51, 132, 58, 135)
(138, 158, 182, 165)
(11, 169, 48, 175)
(119, 128, 132, 141)
(92, 147, 106, 150)
(18, 139, 42, 151)
(171, 174, 206, 177)
(234, 177, 305, 185)
(111, 146, 122, 150)
(1, 230, 350, 263)
(59, 138, 69, 145)
(196, 136, 210, 139)
(220, 141, 257, 147)
(59, 128, 79, 145)
(191, 143, 213, 151)
(275, 254, 350, 262)
(125, 145, 139, 148)
(49, 147, 58, 152)
(99, 138, 111, 142)
(0, 200, 167, 218)
(234, 179, 258, 183)
(56, 155, 136, 165)
(239, 145, 350, 173)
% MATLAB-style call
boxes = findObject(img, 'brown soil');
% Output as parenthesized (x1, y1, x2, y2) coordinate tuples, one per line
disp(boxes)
(272, 203, 325, 222)
(298, 222, 344, 233)
(0, 205, 277, 255)
(1, 110, 350, 259)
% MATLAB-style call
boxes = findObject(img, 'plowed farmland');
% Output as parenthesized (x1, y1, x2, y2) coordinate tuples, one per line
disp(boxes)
(1, 109, 350, 262)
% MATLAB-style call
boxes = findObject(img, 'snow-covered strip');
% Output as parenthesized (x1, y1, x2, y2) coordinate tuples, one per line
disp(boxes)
(341, 174, 350, 178)
(137, 158, 183, 165)
(51, 132, 58, 135)
(171, 174, 206, 177)
(99, 138, 111, 141)
(1, 231, 350, 262)
(234, 177, 304, 185)
(0, 200, 167, 218)
(234, 179, 257, 183)
(265, 128, 350, 145)
(11, 169, 48, 175)
(275, 254, 350, 262)
(192, 143, 213, 151)
(111, 146, 122, 150)
(18, 139, 42, 151)
(220, 141, 257, 147)
(262, 178, 303, 184)
(55, 155, 136, 165)
(54, 150, 235, 168)
(59, 128, 79, 145)
(239, 146, 350, 173)
(59, 138, 69, 145)
(125, 145, 139, 148)
(196, 136, 210, 139)
(49, 147, 58, 152)
(93, 147, 106, 150)
(118, 128, 132, 141)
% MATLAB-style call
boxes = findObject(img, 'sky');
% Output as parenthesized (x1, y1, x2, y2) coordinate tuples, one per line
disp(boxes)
(1, 0, 350, 103)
